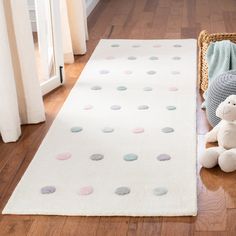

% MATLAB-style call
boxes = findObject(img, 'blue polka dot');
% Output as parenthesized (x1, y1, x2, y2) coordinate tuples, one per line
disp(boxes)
(124, 153, 138, 161)
(71, 127, 83, 133)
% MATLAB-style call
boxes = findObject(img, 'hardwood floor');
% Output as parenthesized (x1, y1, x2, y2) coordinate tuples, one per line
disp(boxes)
(1, 0, 236, 235)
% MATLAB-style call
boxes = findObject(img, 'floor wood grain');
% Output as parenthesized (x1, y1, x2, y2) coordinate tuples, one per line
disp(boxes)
(1, 0, 236, 235)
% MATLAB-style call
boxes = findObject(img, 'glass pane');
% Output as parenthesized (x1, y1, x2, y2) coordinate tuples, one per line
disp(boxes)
(27, 0, 56, 84)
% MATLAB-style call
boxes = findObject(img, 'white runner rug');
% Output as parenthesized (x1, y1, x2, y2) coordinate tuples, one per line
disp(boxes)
(3, 39, 197, 216)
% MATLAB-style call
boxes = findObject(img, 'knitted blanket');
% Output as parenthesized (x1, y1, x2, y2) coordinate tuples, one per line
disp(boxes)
(202, 40, 236, 108)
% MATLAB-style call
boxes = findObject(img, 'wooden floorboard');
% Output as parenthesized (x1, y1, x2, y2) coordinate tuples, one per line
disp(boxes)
(1, 0, 236, 235)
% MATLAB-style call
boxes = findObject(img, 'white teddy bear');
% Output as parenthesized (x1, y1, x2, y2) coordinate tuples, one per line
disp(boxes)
(200, 95, 236, 172)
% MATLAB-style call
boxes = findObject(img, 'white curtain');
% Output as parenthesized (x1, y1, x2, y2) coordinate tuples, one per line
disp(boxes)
(60, 0, 88, 64)
(0, 0, 45, 143)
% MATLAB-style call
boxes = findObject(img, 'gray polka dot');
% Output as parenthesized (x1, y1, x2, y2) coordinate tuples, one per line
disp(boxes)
(173, 44, 182, 48)
(90, 154, 104, 161)
(166, 106, 176, 110)
(91, 86, 102, 90)
(128, 56, 137, 60)
(132, 45, 141, 48)
(143, 87, 153, 91)
(138, 105, 149, 110)
(172, 56, 181, 60)
(149, 56, 159, 60)
(123, 153, 138, 161)
(171, 71, 180, 75)
(41, 186, 56, 194)
(157, 154, 171, 161)
(100, 70, 110, 75)
(162, 127, 174, 133)
(71, 126, 83, 133)
(147, 70, 157, 75)
(111, 44, 120, 47)
(117, 86, 127, 91)
(111, 105, 121, 110)
(153, 187, 168, 196)
(115, 186, 130, 195)
(102, 127, 114, 133)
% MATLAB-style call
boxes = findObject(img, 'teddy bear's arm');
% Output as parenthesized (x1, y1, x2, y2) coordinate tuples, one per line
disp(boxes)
(205, 122, 221, 143)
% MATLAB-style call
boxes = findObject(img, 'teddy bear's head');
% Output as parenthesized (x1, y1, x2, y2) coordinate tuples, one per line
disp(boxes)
(216, 95, 236, 122)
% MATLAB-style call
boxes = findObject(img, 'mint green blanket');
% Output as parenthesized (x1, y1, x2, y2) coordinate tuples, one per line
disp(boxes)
(202, 40, 236, 108)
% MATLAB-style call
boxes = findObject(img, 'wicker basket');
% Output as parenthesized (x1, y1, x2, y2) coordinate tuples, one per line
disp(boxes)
(198, 30, 236, 91)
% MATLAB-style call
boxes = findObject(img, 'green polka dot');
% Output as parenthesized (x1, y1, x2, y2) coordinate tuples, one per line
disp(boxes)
(91, 86, 102, 90)
(124, 153, 138, 161)
(111, 44, 120, 47)
(117, 86, 127, 91)
(147, 70, 157, 75)
(149, 56, 159, 60)
(115, 186, 130, 195)
(153, 187, 168, 196)
(138, 105, 149, 110)
(71, 127, 83, 133)
(128, 56, 137, 60)
(161, 127, 174, 133)
(143, 87, 153, 91)
(166, 106, 176, 110)
(90, 154, 104, 161)
(102, 127, 114, 133)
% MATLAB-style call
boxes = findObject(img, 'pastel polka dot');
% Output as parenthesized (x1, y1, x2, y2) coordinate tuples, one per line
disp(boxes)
(157, 154, 171, 161)
(173, 44, 182, 48)
(102, 127, 114, 133)
(161, 127, 174, 133)
(91, 86, 102, 90)
(153, 187, 168, 196)
(171, 71, 180, 75)
(166, 106, 176, 110)
(138, 105, 149, 110)
(71, 126, 83, 133)
(106, 56, 115, 60)
(100, 70, 110, 75)
(133, 127, 144, 133)
(56, 152, 72, 160)
(111, 44, 120, 47)
(124, 70, 133, 75)
(110, 105, 121, 110)
(168, 86, 178, 91)
(41, 186, 56, 194)
(90, 154, 104, 161)
(83, 105, 93, 110)
(115, 186, 130, 195)
(78, 186, 93, 195)
(132, 45, 141, 48)
(124, 153, 138, 161)
(172, 56, 181, 60)
(147, 70, 157, 75)
(143, 87, 153, 91)
(149, 56, 159, 60)
(128, 56, 137, 60)
(117, 86, 127, 91)
(153, 44, 162, 48)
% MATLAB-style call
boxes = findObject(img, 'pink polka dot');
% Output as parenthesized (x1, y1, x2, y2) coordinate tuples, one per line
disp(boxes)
(78, 186, 93, 195)
(56, 152, 72, 160)
(132, 128, 144, 133)
(83, 105, 93, 110)
(124, 70, 133, 75)
(153, 44, 162, 48)
(106, 56, 115, 60)
(168, 86, 178, 91)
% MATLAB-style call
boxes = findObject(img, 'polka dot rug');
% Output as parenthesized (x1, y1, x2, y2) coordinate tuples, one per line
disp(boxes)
(3, 39, 197, 216)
